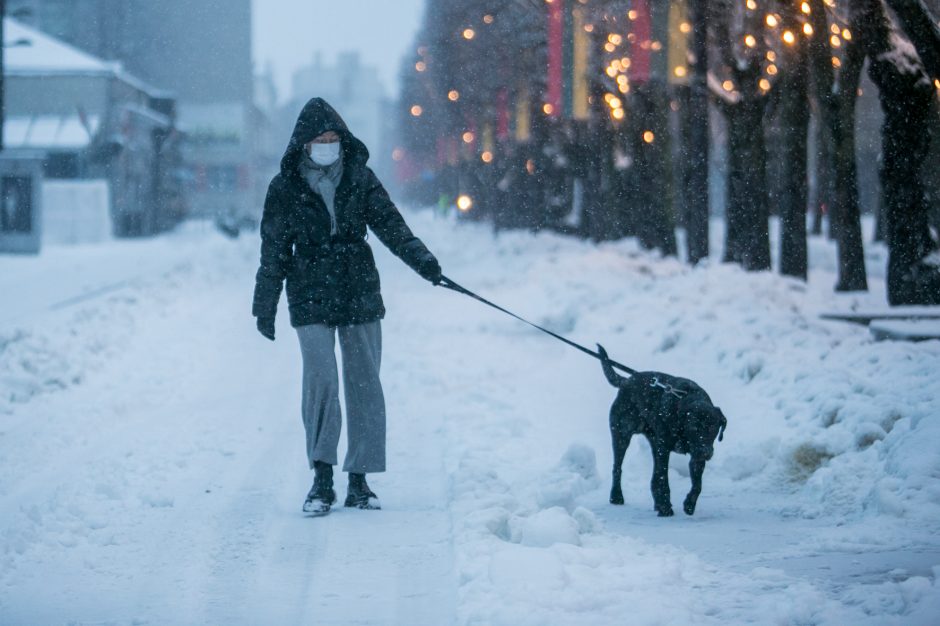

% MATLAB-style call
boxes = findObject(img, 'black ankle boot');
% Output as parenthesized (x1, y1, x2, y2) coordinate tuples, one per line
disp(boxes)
(303, 461, 336, 515)
(344, 473, 380, 510)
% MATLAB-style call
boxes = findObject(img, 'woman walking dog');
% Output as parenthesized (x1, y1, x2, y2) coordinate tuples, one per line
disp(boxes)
(252, 98, 442, 516)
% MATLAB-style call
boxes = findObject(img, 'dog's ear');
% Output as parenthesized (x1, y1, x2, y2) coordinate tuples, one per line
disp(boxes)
(717, 409, 727, 442)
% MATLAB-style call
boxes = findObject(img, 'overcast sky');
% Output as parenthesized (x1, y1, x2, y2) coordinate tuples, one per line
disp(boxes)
(252, 0, 427, 103)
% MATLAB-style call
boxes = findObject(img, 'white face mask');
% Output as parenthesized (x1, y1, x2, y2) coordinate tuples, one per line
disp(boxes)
(309, 141, 341, 166)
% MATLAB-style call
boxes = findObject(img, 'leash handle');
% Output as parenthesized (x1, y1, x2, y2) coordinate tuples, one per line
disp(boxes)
(438, 276, 637, 375)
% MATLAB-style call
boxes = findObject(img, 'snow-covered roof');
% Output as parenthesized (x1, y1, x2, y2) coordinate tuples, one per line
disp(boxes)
(3, 17, 117, 76)
(3, 18, 169, 97)
(4, 114, 101, 150)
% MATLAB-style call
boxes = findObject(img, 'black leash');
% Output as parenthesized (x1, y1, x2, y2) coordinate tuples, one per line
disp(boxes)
(438, 275, 637, 375)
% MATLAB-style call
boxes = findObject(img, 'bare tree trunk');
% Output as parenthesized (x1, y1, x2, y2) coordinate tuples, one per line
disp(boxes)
(858, 0, 940, 304)
(712, 0, 770, 271)
(778, 34, 810, 280)
(723, 90, 771, 271)
(808, 0, 868, 291)
(808, 112, 827, 236)
(634, 83, 678, 256)
(685, 0, 710, 264)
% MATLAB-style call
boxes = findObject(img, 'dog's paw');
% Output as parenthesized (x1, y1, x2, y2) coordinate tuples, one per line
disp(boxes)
(610, 490, 625, 505)
(656, 506, 675, 517)
(683, 495, 697, 516)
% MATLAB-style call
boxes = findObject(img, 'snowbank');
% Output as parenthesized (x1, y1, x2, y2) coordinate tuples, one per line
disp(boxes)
(407, 214, 940, 624)
(1, 212, 938, 624)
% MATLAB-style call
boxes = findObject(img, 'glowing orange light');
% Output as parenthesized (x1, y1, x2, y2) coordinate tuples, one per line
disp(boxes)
(456, 195, 473, 211)
(448, 90, 460, 101)
(481, 151, 493, 163)
(462, 132, 474, 144)
(410, 105, 423, 117)
(463, 28, 475, 40)
(643, 131, 655, 143)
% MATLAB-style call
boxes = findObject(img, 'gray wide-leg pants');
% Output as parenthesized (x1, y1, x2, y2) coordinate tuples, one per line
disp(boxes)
(296, 321, 386, 473)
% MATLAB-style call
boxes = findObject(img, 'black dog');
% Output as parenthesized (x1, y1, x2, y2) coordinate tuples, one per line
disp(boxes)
(598, 345, 727, 517)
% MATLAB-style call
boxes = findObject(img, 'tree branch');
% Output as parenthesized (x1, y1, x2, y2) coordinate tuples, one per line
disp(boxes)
(883, 0, 940, 82)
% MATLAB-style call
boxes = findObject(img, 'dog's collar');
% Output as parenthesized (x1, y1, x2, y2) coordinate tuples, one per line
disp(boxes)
(650, 376, 688, 399)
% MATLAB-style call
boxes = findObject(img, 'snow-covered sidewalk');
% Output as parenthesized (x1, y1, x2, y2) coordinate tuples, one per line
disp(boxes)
(1, 214, 939, 624)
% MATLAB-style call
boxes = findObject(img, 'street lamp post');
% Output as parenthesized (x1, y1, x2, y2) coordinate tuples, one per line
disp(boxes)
(1, 0, 6, 151)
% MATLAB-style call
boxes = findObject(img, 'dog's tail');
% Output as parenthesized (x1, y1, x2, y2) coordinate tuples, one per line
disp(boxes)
(597, 344, 630, 388)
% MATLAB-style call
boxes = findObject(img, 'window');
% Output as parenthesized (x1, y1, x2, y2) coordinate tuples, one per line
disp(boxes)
(1, 176, 33, 234)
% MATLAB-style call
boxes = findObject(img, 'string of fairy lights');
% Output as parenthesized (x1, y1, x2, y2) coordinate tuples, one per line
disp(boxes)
(402, 0, 938, 170)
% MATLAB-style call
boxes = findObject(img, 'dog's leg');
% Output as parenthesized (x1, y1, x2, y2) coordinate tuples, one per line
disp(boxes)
(609, 426, 632, 505)
(650, 444, 674, 517)
(683, 458, 706, 515)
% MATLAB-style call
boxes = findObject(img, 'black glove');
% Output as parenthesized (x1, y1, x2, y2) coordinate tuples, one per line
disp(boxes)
(256, 316, 276, 341)
(415, 253, 442, 285)
(417, 252, 441, 285)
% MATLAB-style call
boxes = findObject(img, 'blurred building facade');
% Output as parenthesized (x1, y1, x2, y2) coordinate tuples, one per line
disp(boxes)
(10, 0, 261, 224)
(3, 17, 183, 238)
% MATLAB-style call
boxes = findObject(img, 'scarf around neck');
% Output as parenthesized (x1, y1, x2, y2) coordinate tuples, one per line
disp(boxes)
(299, 153, 344, 236)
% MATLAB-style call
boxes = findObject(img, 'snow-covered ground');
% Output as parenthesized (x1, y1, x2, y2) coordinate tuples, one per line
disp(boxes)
(1, 213, 938, 625)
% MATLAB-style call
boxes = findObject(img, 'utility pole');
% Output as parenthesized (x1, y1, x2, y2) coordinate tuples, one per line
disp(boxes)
(1, 0, 6, 152)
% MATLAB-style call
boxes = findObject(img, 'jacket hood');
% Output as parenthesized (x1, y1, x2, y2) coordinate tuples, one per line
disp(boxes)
(280, 97, 370, 176)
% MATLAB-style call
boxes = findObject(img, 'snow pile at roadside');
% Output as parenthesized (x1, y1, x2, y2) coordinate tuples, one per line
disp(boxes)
(2, 211, 937, 624)
(409, 214, 940, 624)
(0, 228, 263, 599)
(430, 218, 940, 521)
(0, 229, 254, 416)
(0, 294, 139, 414)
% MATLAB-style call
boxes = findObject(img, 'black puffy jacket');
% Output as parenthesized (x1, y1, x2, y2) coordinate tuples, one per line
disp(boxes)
(252, 98, 437, 327)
